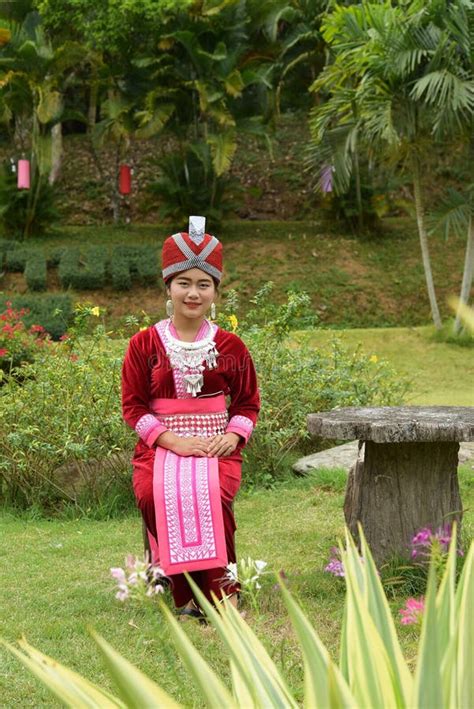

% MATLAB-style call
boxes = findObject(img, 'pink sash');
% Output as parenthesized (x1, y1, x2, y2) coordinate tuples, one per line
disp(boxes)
(150, 395, 228, 575)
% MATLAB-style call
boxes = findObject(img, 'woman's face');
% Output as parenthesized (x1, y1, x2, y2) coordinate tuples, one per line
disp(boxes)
(167, 268, 216, 320)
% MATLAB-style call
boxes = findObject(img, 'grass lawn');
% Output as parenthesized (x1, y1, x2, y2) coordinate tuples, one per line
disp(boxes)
(1, 465, 473, 707)
(298, 326, 474, 406)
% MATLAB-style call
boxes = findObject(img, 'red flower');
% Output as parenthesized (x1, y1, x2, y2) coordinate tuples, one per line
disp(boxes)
(70, 354, 79, 362)
(59, 334, 70, 342)
(30, 324, 45, 333)
(0, 348, 8, 357)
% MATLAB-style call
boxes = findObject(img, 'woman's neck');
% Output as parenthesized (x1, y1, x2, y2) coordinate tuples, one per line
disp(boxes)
(171, 314, 206, 342)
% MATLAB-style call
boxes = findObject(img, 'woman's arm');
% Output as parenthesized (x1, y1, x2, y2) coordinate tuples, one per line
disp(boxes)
(121, 331, 169, 448)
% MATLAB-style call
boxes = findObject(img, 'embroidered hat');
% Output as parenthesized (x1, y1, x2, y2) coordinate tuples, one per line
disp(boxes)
(162, 216, 223, 283)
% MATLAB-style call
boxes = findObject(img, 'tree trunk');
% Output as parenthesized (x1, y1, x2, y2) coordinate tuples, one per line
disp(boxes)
(49, 122, 62, 185)
(344, 440, 462, 563)
(412, 158, 442, 329)
(88, 82, 98, 133)
(453, 214, 474, 334)
(111, 142, 121, 223)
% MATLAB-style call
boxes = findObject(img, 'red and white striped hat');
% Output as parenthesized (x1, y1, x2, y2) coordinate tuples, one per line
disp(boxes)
(162, 216, 223, 283)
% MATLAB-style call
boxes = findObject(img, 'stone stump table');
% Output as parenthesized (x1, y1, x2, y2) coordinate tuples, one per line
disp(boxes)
(307, 406, 474, 563)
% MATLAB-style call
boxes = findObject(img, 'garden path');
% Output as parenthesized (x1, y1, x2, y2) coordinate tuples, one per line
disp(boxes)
(293, 440, 474, 473)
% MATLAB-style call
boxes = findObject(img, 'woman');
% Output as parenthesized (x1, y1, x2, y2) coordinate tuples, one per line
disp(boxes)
(121, 216, 260, 617)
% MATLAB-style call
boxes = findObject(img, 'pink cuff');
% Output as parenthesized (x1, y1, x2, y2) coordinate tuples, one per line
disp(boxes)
(135, 414, 168, 448)
(226, 415, 254, 444)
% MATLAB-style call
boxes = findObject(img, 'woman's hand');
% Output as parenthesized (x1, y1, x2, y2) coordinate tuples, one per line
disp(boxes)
(206, 432, 240, 458)
(157, 431, 209, 457)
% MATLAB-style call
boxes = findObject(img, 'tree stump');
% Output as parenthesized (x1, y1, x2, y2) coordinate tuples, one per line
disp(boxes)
(308, 406, 474, 563)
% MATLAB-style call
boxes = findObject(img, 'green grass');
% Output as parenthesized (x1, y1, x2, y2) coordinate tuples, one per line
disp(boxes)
(297, 326, 474, 406)
(1, 465, 473, 707)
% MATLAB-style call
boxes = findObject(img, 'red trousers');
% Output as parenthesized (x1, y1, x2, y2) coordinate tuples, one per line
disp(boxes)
(132, 444, 241, 608)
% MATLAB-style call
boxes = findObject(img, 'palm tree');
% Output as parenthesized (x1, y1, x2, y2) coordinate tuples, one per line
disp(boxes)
(307, 1, 474, 329)
(410, 1, 474, 334)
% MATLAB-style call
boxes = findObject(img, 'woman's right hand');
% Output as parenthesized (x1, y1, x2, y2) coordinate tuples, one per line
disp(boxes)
(156, 431, 209, 457)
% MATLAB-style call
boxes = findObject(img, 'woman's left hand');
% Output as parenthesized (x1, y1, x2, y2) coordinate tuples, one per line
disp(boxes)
(206, 432, 240, 457)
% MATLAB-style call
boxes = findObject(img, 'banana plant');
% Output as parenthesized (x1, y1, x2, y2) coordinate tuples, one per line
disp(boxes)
(3, 527, 473, 708)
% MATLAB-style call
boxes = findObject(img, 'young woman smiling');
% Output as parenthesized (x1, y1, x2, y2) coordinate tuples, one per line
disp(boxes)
(121, 217, 260, 619)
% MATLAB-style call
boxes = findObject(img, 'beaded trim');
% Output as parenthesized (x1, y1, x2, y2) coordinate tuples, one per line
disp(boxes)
(157, 411, 228, 438)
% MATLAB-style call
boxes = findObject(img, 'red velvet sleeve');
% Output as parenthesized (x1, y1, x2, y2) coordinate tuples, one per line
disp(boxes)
(223, 333, 260, 445)
(121, 329, 168, 447)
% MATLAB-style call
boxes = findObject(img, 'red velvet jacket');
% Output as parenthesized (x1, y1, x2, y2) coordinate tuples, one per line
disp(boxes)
(122, 324, 260, 451)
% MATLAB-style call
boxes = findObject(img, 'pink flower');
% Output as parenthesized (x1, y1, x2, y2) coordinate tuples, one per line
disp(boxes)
(110, 567, 126, 584)
(400, 597, 425, 625)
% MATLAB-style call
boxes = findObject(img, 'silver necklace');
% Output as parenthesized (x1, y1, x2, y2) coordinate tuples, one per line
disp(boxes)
(164, 319, 219, 396)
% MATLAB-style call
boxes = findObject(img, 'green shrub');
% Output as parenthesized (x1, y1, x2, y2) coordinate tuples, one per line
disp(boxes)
(221, 284, 409, 485)
(0, 163, 58, 238)
(24, 251, 47, 291)
(0, 301, 51, 374)
(110, 246, 132, 290)
(47, 246, 66, 267)
(0, 326, 133, 511)
(110, 245, 158, 289)
(0, 239, 18, 258)
(5, 248, 28, 272)
(0, 294, 73, 340)
(58, 246, 107, 290)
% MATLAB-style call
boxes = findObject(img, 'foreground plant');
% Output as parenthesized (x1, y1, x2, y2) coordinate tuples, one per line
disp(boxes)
(225, 557, 268, 613)
(3, 526, 473, 707)
(110, 554, 167, 602)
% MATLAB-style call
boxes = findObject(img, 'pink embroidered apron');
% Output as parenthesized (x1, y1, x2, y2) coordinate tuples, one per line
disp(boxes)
(149, 319, 228, 576)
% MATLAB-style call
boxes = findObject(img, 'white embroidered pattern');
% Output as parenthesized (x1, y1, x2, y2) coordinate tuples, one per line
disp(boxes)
(155, 319, 218, 398)
(135, 413, 160, 440)
(228, 414, 254, 434)
(164, 451, 217, 563)
(156, 411, 228, 438)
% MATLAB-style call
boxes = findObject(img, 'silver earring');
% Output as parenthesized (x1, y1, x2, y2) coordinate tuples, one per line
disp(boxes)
(210, 302, 216, 319)
(166, 299, 174, 317)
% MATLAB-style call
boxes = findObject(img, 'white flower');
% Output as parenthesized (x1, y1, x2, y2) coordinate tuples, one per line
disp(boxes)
(226, 562, 238, 583)
(115, 586, 129, 602)
(254, 560, 267, 573)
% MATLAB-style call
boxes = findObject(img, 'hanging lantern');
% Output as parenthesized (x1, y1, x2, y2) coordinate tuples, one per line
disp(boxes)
(18, 159, 30, 190)
(119, 164, 132, 195)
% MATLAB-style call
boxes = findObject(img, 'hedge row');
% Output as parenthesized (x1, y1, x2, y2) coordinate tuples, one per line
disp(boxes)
(110, 245, 158, 290)
(0, 294, 73, 339)
(1, 243, 159, 291)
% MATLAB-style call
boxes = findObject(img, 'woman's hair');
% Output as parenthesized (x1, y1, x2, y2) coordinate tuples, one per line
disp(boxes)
(165, 274, 219, 291)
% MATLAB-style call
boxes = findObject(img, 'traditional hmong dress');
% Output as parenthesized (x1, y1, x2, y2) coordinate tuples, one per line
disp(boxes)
(121, 317, 260, 607)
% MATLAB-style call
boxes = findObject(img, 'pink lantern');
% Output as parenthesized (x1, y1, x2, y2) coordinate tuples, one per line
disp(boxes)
(17, 159, 30, 190)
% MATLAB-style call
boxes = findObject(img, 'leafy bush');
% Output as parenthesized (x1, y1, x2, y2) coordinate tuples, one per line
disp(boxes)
(0, 301, 51, 374)
(0, 239, 18, 257)
(0, 317, 133, 511)
(5, 248, 28, 272)
(0, 164, 58, 238)
(0, 294, 73, 340)
(4, 530, 473, 708)
(222, 284, 409, 485)
(24, 250, 47, 291)
(58, 246, 107, 289)
(110, 245, 158, 289)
